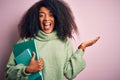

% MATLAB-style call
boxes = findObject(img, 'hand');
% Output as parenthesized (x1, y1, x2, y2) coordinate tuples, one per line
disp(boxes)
(25, 52, 44, 73)
(78, 36, 100, 51)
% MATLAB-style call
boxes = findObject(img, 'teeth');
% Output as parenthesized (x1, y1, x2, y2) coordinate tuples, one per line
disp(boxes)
(44, 22, 50, 26)
(43, 22, 51, 30)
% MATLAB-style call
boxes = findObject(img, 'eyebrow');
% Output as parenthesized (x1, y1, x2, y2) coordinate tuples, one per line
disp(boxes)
(39, 11, 44, 13)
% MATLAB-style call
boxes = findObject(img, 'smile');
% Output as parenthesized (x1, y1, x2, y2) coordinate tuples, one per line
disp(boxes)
(43, 22, 51, 30)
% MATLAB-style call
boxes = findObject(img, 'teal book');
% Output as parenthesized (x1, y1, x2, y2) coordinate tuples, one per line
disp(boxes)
(15, 49, 32, 65)
(13, 39, 43, 80)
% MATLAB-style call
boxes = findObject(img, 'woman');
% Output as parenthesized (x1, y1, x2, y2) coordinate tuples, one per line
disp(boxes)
(5, 0, 100, 80)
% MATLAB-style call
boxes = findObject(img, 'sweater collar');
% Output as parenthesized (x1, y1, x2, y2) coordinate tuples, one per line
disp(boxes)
(35, 30, 59, 41)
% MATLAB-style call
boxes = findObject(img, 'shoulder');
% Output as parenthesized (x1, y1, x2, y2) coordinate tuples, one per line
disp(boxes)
(16, 38, 33, 44)
(65, 38, 72, 45)
(64, 38, 73, 49)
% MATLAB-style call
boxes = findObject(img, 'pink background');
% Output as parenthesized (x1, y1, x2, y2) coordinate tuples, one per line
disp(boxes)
(0, 0, 120, 80)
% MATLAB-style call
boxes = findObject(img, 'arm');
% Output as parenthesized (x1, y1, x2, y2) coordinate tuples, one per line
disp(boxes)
(64, 40, 86, 80)
(5, 52, 43, 80)
(64, 36, 100, 80)
(5, 39, 44, 80)
(5, 52, 30, 80)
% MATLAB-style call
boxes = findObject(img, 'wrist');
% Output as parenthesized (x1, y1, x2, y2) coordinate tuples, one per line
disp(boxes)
(78, 43, 86, 52)
(23, 66, 31, 76)
(25, 66, 32, 74)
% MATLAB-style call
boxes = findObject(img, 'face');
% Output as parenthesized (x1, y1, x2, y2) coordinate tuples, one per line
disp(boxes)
(39, 7, 55, 34)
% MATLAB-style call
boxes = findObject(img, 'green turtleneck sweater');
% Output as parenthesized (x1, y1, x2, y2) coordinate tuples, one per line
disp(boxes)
(6, 30, 86, 80)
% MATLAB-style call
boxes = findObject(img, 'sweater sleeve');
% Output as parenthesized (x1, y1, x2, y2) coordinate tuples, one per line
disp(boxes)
(64, 39, 86, 80)
(5, 52, 30, 80)
(5, 39, 31, 80)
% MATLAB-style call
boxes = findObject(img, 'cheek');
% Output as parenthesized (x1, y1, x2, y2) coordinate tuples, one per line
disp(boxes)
(39, 18, 42, 22)
(52, 18, 55, 25)
(39, 19, 43, 29)
(39, 18, 43, 25)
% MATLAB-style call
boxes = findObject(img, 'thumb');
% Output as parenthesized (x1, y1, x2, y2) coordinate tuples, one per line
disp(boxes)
(31, 52, 36, 60)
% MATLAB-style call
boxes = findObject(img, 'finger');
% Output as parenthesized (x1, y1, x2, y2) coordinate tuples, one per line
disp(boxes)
(38, 58, 43, 63)
(40, 59, 44, 66)
(38, 66, 43, 71)
(39, 58, 43, 62)
(38, 62, 43, 67)
(94, 36, 100, 41)
(37, 58, 43, 64)
(97, 36, 100, 39)
(86, 36, 100, 47)
(38, 63, 44, 70)
(39, 59, 44, 66)
(31, 52, 36, 60)
(93, 36, 100, 43)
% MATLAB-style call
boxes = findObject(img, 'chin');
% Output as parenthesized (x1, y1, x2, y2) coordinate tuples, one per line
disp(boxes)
(44, 30, 52, 34)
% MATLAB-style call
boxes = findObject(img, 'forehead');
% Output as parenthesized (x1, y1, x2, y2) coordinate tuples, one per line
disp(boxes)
(39, 7, 51, 13)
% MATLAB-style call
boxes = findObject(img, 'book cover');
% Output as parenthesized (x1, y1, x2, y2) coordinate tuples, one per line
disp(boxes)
(15, 49, 32, 65)
(13, 39, 39, 60)
(13, 39, 43, 80)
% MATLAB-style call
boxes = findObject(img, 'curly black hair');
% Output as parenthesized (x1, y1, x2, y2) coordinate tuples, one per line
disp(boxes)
(18, 0, 78, 40)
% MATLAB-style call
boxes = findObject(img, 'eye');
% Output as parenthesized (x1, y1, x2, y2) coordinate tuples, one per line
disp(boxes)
(49, 12, 54, 17)
(39, 13, 44, 17)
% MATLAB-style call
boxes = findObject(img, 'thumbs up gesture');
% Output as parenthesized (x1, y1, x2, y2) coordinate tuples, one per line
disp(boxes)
(25, 52, 44, 73)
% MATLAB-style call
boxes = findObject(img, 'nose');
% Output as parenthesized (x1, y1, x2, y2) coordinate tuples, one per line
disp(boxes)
(44, 15, 50, 21)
